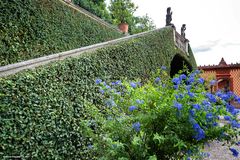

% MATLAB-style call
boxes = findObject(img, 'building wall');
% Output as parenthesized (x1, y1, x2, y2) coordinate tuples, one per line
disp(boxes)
(230, 69, 240, 96)
(200, 68, 240, 96)
(201, 70, 216, 81)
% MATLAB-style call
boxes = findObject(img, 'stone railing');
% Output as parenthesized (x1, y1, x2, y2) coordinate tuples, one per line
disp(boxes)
(0, 28, 162, 77)
(174, 30, 189, 56)
(61, 0, 121, 33)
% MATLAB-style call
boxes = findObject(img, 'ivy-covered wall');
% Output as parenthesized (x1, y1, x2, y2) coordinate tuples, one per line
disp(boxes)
(0, 27, 196, 159)
(0, 0, 123, 66)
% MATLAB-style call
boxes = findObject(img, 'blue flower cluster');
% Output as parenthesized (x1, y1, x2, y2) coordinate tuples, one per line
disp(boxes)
(174, 102, 183, 110)
(132, 122, 141, 132)
(155, 77, 161, 84)
(95, 68, 240, 159)
(229, 148, 239, 157)
(192, 123, 205, 141)
(129, 106, 138, 112)
(205, 93, 217, 103)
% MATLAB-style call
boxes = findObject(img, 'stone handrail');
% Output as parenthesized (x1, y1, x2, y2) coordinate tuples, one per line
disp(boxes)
(0, 28, 163, 78)
(61, 0, 122, 33)
(174, 31, 189, 56)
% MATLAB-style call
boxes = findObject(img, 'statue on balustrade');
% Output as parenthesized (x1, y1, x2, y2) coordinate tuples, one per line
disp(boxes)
(166, 7, 175, 29)
(181, 24, 186, 38)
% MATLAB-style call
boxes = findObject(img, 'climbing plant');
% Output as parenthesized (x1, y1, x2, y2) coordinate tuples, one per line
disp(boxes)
(0, 0, 122, 66)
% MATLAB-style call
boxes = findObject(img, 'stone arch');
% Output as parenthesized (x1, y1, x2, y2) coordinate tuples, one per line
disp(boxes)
(170, 54, 192, 77)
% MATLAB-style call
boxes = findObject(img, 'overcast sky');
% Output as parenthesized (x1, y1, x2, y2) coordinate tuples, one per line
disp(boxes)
(107, 0, 240, 66)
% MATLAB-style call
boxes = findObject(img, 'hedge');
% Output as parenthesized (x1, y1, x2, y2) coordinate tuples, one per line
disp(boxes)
(0, 27, 196, 159)
(0, 0, 123, 66)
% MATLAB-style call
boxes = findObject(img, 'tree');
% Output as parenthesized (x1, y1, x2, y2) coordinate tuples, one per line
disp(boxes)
(73, 0, 112, 23)
(129, 14, 156, 34)
(109, 0, 137, 24)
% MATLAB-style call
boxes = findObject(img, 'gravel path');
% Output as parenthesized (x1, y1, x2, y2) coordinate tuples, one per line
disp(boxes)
(202, 118, 240, 160)
(203, 140, 240, 160)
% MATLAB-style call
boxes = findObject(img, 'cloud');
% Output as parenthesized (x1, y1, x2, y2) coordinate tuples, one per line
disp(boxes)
(221, 42, 240, 47)
(193, 47, 212, 53)
(193, 40, 220, 53)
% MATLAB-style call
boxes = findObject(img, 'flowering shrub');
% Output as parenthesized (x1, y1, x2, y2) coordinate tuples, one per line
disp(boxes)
(94, 68, 240, 159)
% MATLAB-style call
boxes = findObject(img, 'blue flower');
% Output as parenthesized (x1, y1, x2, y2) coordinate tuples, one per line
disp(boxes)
(193, 123, 200, 130)
(130, 82, 137, 88)
(206, 113, 213, 120)
(216, 90, 222, 97)
(210, 80, 217, 85)
(233, 96, 240, 104)
(115, 80, 122, 85)
(187, 77, 195, 84)
(188, 92, 195, 98)
(198, 78, 204, 84)
(202, 100, 211, 109)
(132, 122, 141, 132)
(226, 104, 236, 115)
(99, 89, 104, 94)
(111, 82, 116, 85)
(193, 123, 205, 141)
(224, 115, 231, 121)
(155, 77, 161, 84)
(173, 85, 179, 90)
(129, 106, 138, 112)
(206, 93, 217, 103)
(106, 85, 111, 89)
(193, 104, 201, 110)
(220, 93, 230, 101)
(172, 77, 181, 85)
(190, 109, 195, 116)
(95, 78, 102, 84)
(174, 102, 183, 110)
(237, 97, 240, 104)
(175, 93, 184, 100)
(136, 99, 144, 104)
(180, 74, 187, 80)
(186, 85, 191, 91)
(161, 66, 167, 70)
(229, 148, 239, 157)
(231, 120, 240, 128)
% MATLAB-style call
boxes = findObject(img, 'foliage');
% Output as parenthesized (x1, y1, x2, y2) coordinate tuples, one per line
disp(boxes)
(109, 0, 137, 24)
(129, 14, 156, 34)
(108, 0, 156, 34)
(0, 27, 196, 159)
(0, 0, 122, 66)
(73, 0, 113, 23)
(94, 69, 240, 159)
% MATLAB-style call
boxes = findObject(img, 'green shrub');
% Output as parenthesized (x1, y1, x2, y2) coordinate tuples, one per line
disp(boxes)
(94, 69, 240, 159)
(0, 27, 196, 159)
(0, 0, 122, 66)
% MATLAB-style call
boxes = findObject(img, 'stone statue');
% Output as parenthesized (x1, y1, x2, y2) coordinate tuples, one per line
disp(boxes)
(166, 7, 175, 29)
(166, 7, 172, 26)
(181, 24, 186, 38)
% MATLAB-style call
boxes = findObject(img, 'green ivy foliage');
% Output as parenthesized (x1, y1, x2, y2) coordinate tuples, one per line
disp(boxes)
(0, 28, 196, 159)
(0, 0, 123, 66)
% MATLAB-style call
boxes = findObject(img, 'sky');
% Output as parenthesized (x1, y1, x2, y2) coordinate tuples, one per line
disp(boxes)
(107, 0, 240, 66)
